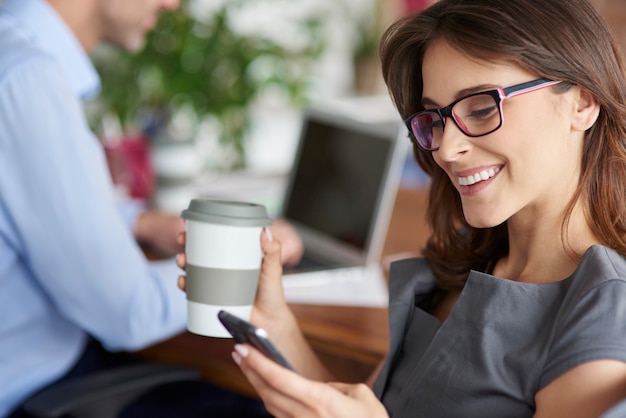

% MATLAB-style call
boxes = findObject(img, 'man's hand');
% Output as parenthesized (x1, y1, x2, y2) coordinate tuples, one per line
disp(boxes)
(268, 219, 304, 266)
(135, 209, 185, 257)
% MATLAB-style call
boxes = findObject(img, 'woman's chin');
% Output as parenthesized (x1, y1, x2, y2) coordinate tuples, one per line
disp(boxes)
(464, 212, 507, 229)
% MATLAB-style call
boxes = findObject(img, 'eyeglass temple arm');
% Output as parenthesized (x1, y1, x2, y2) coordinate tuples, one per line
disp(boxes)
(502, 78, 559, 98)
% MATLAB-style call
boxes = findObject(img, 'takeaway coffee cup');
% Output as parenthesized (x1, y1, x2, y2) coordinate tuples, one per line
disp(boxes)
(181, 199, 272, 337)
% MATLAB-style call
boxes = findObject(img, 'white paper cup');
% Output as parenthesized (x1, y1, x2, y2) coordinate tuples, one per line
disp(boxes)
(181, 200, 271, 337)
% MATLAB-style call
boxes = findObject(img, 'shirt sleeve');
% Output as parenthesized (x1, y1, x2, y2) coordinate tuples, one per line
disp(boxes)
(539, 278, 626, 390)
(0, 53, 186, 351)
(117, 197, 147, 232)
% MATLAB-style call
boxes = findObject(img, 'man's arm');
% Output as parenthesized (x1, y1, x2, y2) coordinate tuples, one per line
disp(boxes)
(0, 53, 186, 350)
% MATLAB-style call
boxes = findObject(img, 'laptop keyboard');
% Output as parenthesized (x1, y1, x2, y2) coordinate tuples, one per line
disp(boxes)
(283, 253, 344, 274)
(282, 265, 366, 288)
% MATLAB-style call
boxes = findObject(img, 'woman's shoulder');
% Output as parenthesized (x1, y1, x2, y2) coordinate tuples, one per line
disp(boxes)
(387, 257, 436, 301)
(540, 245, 626, 389)
(571, 245, 626, 289)
(388, 256, 429, 272)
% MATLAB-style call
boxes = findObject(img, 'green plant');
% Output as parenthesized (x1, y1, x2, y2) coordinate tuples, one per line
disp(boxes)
(91, 0, 324, 170)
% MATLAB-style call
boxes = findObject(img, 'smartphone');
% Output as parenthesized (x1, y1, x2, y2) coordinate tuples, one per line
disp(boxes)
(218, 310, 295, 371)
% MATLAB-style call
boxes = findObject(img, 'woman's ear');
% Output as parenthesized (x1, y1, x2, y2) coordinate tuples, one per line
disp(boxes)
(571, 87, 600, 131)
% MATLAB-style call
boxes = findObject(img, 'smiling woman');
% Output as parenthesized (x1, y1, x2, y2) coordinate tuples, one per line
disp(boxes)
(175, 0, 626, 417)
(374, 0, 626, 415)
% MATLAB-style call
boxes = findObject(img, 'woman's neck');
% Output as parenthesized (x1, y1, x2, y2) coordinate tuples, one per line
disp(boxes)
(494, 202, 599, 283)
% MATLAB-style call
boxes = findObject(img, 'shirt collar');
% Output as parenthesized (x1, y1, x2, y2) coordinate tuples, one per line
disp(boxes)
(1, 0, 101, 99)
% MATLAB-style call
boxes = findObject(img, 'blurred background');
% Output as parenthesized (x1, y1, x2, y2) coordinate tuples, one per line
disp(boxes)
(85, 0, 432, 214)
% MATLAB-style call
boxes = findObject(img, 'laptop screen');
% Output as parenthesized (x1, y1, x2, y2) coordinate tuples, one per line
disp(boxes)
(281, 108, 405, 266)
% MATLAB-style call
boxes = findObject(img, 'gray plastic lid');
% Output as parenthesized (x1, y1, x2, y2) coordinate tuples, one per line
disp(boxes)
(181, 199, 272, 227)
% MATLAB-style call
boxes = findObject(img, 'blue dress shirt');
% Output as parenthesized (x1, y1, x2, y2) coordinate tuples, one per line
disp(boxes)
(0, 0, 187, 414)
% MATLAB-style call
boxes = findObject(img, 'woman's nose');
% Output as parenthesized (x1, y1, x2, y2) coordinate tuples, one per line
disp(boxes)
(434, 118, 471, 161)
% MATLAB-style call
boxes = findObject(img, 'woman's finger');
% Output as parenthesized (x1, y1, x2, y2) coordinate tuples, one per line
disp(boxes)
(177, 274, 186, 291)
(175, 252, 186, 269)
(327, 382, 389, 417)
(234, 345, 311, 417)
(260, 227, 283, 282)
(253, 228, 289, 321)
(176, 253, 187, 291)
(176, 230, 186, 246)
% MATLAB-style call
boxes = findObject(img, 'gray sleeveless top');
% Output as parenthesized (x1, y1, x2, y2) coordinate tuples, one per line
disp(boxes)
(373, 245, 626, 417)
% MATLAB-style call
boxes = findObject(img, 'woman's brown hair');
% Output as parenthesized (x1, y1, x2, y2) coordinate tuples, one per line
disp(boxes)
(380, 0, 626, 290)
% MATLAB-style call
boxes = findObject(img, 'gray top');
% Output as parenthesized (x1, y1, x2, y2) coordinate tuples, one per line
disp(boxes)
(374, 245, 626, 417)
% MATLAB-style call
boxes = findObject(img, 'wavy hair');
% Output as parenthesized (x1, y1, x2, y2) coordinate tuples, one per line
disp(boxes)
(379, 0, 626, 290)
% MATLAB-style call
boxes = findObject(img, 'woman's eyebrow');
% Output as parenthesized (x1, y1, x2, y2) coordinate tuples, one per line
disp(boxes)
(421, 84, 498, 107)
(421, 97, 439, 107)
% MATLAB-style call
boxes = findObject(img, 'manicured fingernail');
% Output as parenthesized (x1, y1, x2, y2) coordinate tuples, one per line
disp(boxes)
(264, 227, 273, 242)
(234, 344, 250, 358)
(232, 351, 242, 365)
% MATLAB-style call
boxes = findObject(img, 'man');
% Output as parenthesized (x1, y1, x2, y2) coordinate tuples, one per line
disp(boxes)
(0, 0, 301, 416)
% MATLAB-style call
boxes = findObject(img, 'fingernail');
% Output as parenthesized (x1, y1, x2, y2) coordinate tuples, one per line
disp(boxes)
(232, 351, 242, 365)
(264, 227, 273, 242)
(176, 253, 183, 263)
(234, 344, 250, 358)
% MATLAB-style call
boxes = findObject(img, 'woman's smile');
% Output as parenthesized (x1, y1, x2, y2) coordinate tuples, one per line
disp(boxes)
(456, 166, 501, 186)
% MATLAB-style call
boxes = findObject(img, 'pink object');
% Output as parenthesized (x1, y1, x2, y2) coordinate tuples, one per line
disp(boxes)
(103, 133, 155, 200)
(404, 0, 431, 13)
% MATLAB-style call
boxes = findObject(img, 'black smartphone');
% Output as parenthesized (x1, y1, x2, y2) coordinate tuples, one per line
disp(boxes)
(217, 310, 295, 372)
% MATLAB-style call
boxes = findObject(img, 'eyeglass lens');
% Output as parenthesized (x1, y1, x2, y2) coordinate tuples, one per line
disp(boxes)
(410, 92, 500, 150)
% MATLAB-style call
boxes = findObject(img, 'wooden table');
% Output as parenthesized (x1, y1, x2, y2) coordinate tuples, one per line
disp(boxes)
(136, 186, 430, 398)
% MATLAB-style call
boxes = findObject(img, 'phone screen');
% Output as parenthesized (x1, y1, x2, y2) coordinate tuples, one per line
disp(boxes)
(218, 310, 295, 371)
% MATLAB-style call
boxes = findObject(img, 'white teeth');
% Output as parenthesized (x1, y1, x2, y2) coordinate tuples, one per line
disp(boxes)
(458, 167, 500, 186)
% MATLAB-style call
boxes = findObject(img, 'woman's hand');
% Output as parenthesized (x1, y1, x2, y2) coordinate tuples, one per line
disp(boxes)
(175, 218, 303, 274)
(175, 231, 187, 291)
(232, 344, 389, 418)
(177, 226, 333, 381)
(175, 227, 291, 327)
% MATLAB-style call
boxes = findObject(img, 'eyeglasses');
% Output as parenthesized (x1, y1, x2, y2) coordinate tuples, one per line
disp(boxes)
(405, 78, 561, 151)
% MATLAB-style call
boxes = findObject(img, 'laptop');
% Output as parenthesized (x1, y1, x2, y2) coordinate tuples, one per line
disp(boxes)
(279, 104, 408, 304)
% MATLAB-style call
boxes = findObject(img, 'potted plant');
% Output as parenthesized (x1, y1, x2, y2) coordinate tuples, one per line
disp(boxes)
(89, 0, 325, 171)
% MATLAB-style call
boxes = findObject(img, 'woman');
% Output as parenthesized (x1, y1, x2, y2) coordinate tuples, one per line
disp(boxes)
(178, 0, 626, 416)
